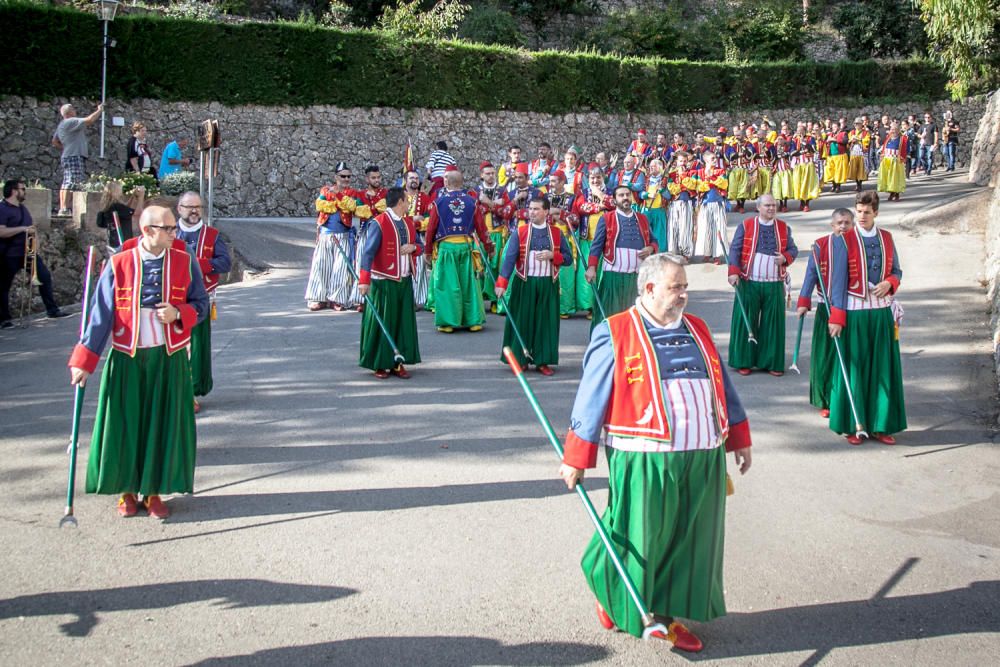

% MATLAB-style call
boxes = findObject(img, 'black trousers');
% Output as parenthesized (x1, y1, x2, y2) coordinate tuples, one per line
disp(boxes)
(0, 254, 59, 322)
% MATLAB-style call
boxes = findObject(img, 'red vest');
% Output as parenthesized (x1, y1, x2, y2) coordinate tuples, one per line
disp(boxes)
(514, 223, 563, 281)
(192, 225, 221, 293)
(814, 233, 833, 292)
(601, 211, 653, 264)
(844, 227, 896, 298)
(370, 212, 418, 281)
(111, 238, 195, 356)
(737, 217, 791, 278)
(605, 307, 729, 443)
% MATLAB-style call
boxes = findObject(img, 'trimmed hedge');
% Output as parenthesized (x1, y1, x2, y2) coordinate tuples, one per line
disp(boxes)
(1, 2, 948, 112)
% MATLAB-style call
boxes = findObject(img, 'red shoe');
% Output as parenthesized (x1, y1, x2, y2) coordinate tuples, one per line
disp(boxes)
(846, 434, 864, 446)
(193, 399, 201, 414)
(803, 204, 811, 212)
(768, 370, 784, 377)
(308, 303, 325, 311)
(650, 622, 704, 653)
(737, 368, 752, 376)
(537, 365, 554, 376)
(144, 495, 170, 519)
(874, 433, 896, 445)
(798, 202, 805, 211)
(373, 369, 390, 379)
(595, 601, 615, 630)
(356, 304, 365, 313)
(117, 493, 139, 517)
(391, 365, 411, 379)
(331, 303, 345, 312)
(820, 408, 830, 418)
(735, 205, 744, 213)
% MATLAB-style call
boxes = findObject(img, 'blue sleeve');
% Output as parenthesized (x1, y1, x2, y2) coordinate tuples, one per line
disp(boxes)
(728, 222, 745, 268)
(799, 250, 818, 299)
(784, 226, 798, 261)
(721, 364, 747, 426)
(360, 222, 383, 272)
(188, 259, 211, 324)
(211, 235, 232, 274)
(558, 234, 572, 266)
(631, 172, 645, 192)
(498, 234, 519, 280)
(589, 215, 607, 260)
(829, 236, 848, 311)
(79, 264, 116, 356)
(568, 323, 615, 443)
(890, 245, 902, 281)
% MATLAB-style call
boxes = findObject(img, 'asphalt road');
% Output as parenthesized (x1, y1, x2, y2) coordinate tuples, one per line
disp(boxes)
(1, 170, 998, 666)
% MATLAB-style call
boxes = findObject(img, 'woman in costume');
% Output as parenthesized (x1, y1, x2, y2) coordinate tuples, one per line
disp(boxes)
(877, 122, 908, 202)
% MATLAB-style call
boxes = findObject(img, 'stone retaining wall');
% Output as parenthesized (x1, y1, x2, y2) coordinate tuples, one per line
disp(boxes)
(0, 95, 985, 219)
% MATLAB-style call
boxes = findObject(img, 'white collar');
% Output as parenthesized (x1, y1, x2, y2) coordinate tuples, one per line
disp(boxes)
(530, 222, 547, 229)
(138, 242, 166, 260)
(178, 218, 203, 233)
(387, 209, 402, 222)
(757, 216, 775, 226)
(858, 224, 878, 238)
(636, 299, 685, 329)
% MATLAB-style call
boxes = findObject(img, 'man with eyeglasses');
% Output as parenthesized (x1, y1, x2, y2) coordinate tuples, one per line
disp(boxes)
(307, 162, 365, 311)
(176, 192, 231, 413)
(0, 179, 69, 327)
(69, 205, 209, 519)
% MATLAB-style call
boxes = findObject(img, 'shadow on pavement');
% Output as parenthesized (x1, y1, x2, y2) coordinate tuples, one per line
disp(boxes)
(0, 579, 356, 638)
(188, 635, 611, 666)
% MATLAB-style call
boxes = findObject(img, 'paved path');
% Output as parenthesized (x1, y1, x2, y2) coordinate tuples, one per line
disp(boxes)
(1, 171, 998, 666)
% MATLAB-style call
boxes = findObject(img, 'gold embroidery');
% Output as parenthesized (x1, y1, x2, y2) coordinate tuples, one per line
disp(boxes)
(627, 376, 644, 384)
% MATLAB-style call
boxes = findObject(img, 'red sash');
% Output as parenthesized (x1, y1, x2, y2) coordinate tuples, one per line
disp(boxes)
(601, 211, 653, 264)
(604, 307, 729, 443)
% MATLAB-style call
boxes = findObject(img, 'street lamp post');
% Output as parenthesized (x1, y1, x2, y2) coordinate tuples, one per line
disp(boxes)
(97, 0, 119, 159)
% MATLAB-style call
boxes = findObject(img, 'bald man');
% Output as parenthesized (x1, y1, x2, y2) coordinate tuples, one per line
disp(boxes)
(69, 206, 209, 519)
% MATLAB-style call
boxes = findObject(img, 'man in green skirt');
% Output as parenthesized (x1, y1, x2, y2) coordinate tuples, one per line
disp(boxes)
(69, 206, 209, 519)
(176, 192, 231, 414)
(585, 185, 657, 330)
(493, 197, 571, 376)
(358, 187, 422, 379)
(727, 194, 798, 376)
(560, 253, 753, 652)
(424, 168, 493, 333)
(796, 208, 855, 417)
(827, 191, 906, 445)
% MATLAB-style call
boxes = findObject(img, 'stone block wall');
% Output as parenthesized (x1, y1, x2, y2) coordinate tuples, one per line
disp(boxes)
(0, 95, 985, 219)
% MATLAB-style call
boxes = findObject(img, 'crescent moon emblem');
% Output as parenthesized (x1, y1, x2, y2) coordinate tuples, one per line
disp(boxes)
(636, 402, 654, 425)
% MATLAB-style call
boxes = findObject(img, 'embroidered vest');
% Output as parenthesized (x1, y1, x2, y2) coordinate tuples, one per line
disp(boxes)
(602, 211, 652, 265)
(844, 227, 896, 298)
(738, 217, 791, 278)
(111, 238, 194, 356)
(370, 212, 417, 281)
(433, 191, 478, 239)
(514, 224, 562, 281)
(605, 307, 729, 443)
(193, 225, 221, 293)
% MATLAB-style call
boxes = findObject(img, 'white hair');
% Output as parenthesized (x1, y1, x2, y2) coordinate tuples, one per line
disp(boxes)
(636, 253, 686, 293)
(60, 104, 73, 117)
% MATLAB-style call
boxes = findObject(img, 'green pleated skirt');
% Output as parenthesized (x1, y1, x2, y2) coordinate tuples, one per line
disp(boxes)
(432, 242, 485, 329)
(582, 446, 728, 637)
(360, 277, 421, 370)
(559, 258, 579, 316)
(484, 230, 507, 314)
(573, 239, 596, 313)
(189, 317, 213, 397)
(86, 347, 197, 496)
(728, 280, 785, 372)
(828, 307, 907, 436)
(809, 306, 835, 410)
(501, 275, 560, 367)
(591, 269, 637, 332)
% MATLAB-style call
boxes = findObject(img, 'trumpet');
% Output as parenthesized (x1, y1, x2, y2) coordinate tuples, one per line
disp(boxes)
(18, 229, 41, 328)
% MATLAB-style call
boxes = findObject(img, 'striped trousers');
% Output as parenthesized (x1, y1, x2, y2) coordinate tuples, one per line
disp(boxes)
(305, 232, 357, 306)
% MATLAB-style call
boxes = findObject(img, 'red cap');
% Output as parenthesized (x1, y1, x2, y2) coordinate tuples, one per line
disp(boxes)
(444, 165, 459, 173)
(588, 162, 599, 170)
(717, 127, 728, 134)
(515, 162, 529, 175)
(479, 161, 493, 170)
(637, 128, 647, 135)
(552, 170, 566, 181)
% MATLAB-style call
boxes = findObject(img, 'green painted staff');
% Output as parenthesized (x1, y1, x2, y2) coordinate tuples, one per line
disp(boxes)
(330, 232, 404, 364)
(811, 245, 868, 439)
(61, 246, 96, 528)
(475, 236, 532, 363)
(789, 313, 805, 374)
(502, 346, 668, 640)
(718, 230, 757, 345)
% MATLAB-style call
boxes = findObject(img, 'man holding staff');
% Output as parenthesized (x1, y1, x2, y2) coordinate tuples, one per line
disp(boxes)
(560, 253, 752, 652)
(68, 206, 209, 519)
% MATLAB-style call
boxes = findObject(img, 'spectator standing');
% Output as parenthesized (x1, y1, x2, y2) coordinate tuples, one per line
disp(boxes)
(903, 120, 920, 178)
(918, 112, 939, 176)
(125, 122, 158, 180)
(159, 137, 191, 180)
(425, 141, 456, 199)
(942, 111, 961, 172)
(51, 103, 103, 216)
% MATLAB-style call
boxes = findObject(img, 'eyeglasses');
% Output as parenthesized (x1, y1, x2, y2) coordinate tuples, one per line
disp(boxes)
(149, 225, 178, 234)
(178, 204, 201, 210)
(337, 174, 352, 180)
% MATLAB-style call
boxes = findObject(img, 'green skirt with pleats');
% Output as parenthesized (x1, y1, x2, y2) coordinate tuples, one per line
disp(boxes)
(809, 306, 835, 410)
(484, 230, 507, 314)
(828, 307, 907, 436)
(86, 347, 197, 496)
(501, 275, 560, 367)
(360, 277, 421, 371)
(190, 317, 213, 397)
(728, 280, 785, 372)
(432, 242, 485, 329)
(573, 239, 596, 313)
(582, 446, 728, 637)
(559, 260, 578, 316)
(591, 269, 637, 332)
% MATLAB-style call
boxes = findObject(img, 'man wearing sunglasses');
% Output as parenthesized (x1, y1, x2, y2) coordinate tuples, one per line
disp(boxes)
(307, 162, 365, 311)
(69, 206, 209, 520)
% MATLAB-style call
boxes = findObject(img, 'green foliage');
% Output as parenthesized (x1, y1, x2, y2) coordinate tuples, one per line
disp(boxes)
(163, 0, 221, 21)
(459, 3, 525, 47)
(84, 171, 161, 197)
(0, 2, 949, 113)
(918, 0, 1000, 98)
(377, 0, 468, 40)
(159, 171, 199, 196)
(321, 0, 352, 28)
(835, 0, 926, 60)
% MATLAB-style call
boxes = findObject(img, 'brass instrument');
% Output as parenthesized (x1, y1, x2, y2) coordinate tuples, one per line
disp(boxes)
(18, 229, 41, 328)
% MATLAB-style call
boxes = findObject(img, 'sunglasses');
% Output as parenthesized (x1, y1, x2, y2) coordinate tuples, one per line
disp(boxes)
(149, 225, 178, 234)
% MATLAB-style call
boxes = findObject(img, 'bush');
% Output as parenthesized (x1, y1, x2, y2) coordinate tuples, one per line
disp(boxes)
(836, 0, 927, 60)
(377, 0, 468, 40)
(0, 2, 948, 113)
(459, 3, 525, 48)
(159, 171, 200, 196)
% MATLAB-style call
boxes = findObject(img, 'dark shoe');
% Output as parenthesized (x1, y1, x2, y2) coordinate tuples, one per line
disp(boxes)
(391, 365, 410, 379)
(356, 304, 365, 313)
(117, 493, 139, 517)
(144, 495, 170, 519)
(308, 303, 325, 311)
(47, 309, 70, 319)
(331, 303, 345, 312)
(0, 320, 13, 329)
(373, 369, 390, 379)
